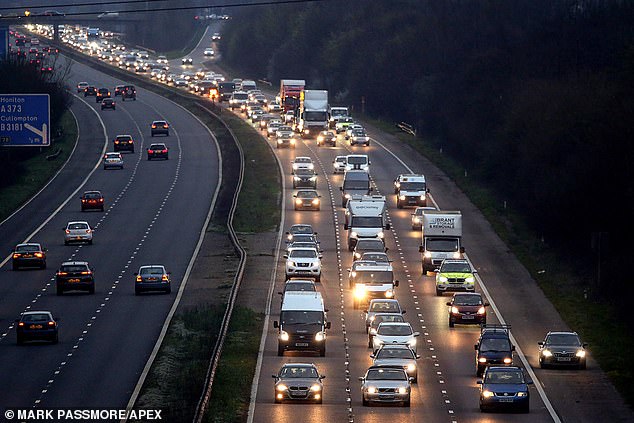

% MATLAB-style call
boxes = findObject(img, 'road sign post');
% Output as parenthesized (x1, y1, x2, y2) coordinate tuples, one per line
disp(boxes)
(0, 94, 51, 147)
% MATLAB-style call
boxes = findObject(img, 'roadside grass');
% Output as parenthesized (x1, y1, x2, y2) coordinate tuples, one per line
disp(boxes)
(131, 305, 225, 422)
(0, 111, 77, 222)
(160, 24, 207, 60)
(367, 117, 634, 405)
(204, 307, 264, 422)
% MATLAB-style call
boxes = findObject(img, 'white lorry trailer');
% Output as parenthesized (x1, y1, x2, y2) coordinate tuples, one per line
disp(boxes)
(344, 195, 390, 250)
(297, 90, 328, 137)
(418, 210, 464, 274)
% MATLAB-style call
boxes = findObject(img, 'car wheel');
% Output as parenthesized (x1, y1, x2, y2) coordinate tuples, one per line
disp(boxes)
(151, 133, 154, 137)
(319, 346, 326, 357)
(579, 361, 587, 370)
(362, 397, 369, 407)
(64, 241, 69, 246)
(316, 397, 322, 404)
(100, 206, 104, 212)
(476, 366, 483, 377)
(436, 288, 442, 296)
(274, 396, 282, 404)
(404, 398, 410, 407)
(88, 285, 95, 294)
(12, 263, 18, 271)
(17, 335, 24, 345)
(449, 318, 454, 328)
(480, 404, 486, 413)
(277, 345, 284, 357)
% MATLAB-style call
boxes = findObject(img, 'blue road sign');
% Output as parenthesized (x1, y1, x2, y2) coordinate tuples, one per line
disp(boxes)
(0, 94, 50, 147)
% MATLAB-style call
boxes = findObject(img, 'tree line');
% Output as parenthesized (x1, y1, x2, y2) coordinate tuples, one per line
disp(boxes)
(219, 0, 634, 306)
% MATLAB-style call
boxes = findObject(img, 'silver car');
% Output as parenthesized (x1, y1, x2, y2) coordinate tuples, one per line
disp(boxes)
(103, 152, 124, 169)
(135, 265, 171, 295)
(365, 299, 405, 330)
(367, 312, 405, 348)
(372, 322, 420, 354)
(371, 344, 420, 382)
(273, 363, 325, 403)
(359, 365, 412, 406)
(64, 221, 93, 245)
(333, 156, 347, 174)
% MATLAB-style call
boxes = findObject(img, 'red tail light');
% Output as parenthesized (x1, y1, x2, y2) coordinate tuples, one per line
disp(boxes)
(86, 230, 91, 233)
(57, 272, 67, 276)
(80, 271, 92, 275)
(162, 149, 167, 153)
(136, 275, 142, 282)
(18, 322, 24, 327)
(65, 229, 70, 234)
(48, 321, 55, 326)
(152, 124, 157, 129)
(34, 252, 43, 258)
(162, 274, 169, 281)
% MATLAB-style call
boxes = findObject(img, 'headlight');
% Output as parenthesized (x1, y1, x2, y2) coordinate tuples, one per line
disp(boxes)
(477, 306, 486, 315)
(576, 350, 586, 358)
(310, 176, 317, 181)
(350, 231, 358, 238)
(439, 276, 448, 282)
(542, 350, 552, 357)
(294, 176, 301, 181)
(369, 315, 376, 322)
(479, 357, 487, 363)
(311, 198, 319, 205)
(351, 271, 357, 277)
(277, 384, 288, 391)
(406, 364, 416, 372)
(345, 194, 351, 199)
(310, 384, 322, 392)
(451, 306, 460, 314)
(424, 251, 432, 258)
(453, 251, 461, 258)
(398, 387, 408, 395)
(369, 328, 377, 335)
(414, 217, 421, 222)
(517, 392, 527, 397)
(287, 234, 293, 241)
(354, 287, 366, 299)
(354, 252, 361, 259)
(377, 231, 384, 238)
(295, 199, 302, 205)
(466, 276, 475, 283)
(503, 357, 512, 364)
(290, 139, 296, 145)
(482, 390, 494, 398)
(367, 387, 377, 394)
(407, 338, 417, 347)
(420, 194, 426, 200)
(315, 331, 326, 342)
(280, 331, 289, 341)
(399, 195, 406, 201)
(385, 290, 394, 298)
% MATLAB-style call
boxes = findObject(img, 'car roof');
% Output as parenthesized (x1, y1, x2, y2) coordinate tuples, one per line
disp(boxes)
(152, 120, 167, 123)
(67, 220, 90, 225)
(61, 261, 89, 266)
(546, 331, 579, 336)
(281, 363, 317, 369)
(441, 259, 469, 265)
(288, 247, 318, 252)
(453, 292, 482, 298)
(115, 134, 133, 138)
(16, 242, 41, 247)
(294, 156, 312, 161)
(149, 143, 167, 148)
(22, 310, 53, 316)
(377, 322, 411, 327)
(83, 190, 102, 195)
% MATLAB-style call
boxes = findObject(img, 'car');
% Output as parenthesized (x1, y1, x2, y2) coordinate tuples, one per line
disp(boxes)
(266, 120, 283, 137)
(447, 292, 488, 327)
(285, 224, 316, 242)
(182, 57, 193, 65)
(284, 247, 322, 282)
(292, 168, 318, 189)
(174, 79, 188, 87)
(84, 86, 97, 97)
(103, 152, 124, 169)
(113, 134, 134, 153)
(276, 132, 296, 148)
(411, 206, 437, 229)
(77, 82, 89, 92)
(64, 221, 93, 245)
(372, 322, 420, 353)
(335, 116, 354, 133)
(435, 259, 477, 296)
(157, 56, 168, 64)
(114, 84, 126, 96)
(359, 252, 390, 263)
(478, 366, 532, 413)
(212, 32, 221, 41)
(135, 265, 171, 295)
(80, 190, 105, 212)
(203, 48, 215, 57)
(56, 261, 95, 295)
(538, 331, 588, 369)
(147, 143, 169, 160)
(316, 130, 337, 147)
(121, 85, 136, 101)
(349, 260, 398, 308)
(333, 156, 347, 174)
(151, 120, 170, 136)
(95, 88, 111, 102)
(346, 124, 364, 139)
(286, 234, 320, 252)
(353, 238, 387, 260)
(371, 344, 420, 382)
(293, 190, 321, 211)
(283, 110, 295, 123)
(101, 98, 116, 110)
(12, 243, 47, 270)
(359, 366, 412, 407)
(365, 299, 405, 330)
(15, 311, 59, 344)
(367, 313, 405, 348)
(349, 128, 370, 146)
(475, 325, 515, 376)
(292, 157, 314, 172)
(267, 103, 282, 113)
(278, 279, 317, 300)
(273, 363, 324, 404)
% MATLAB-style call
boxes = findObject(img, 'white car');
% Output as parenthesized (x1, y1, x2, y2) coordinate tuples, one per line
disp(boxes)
(76, 81, 89, 93)
(292, 157, 314, 172)
(103, 152, 124, 169)
(346, 124, 364, 139)
(64, 221, 93, 245)
(266, 120, 282, 137)
(372, 322, 419, 353)
(268, 103, 282, 113)
(157, 56, 168, 64)
(333, 156, 347, 174)
(203, 48, 215, 57)
(181, 57, 193, 65)
(212, 32, 221, 41)
(284, 247, 322, 282)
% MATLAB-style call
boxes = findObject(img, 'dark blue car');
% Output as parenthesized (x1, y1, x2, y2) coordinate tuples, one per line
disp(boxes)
(478, 366, 532, 413)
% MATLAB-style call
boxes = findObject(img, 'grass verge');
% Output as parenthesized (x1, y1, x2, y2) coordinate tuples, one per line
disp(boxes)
(367, 117, 634, 405)
(0, 111, 77, 222)
(160, 24, 208, 60)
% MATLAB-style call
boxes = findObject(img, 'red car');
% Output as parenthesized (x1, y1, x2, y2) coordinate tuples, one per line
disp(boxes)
(446, 292, 489, 327)
(80, 190, 105, 212)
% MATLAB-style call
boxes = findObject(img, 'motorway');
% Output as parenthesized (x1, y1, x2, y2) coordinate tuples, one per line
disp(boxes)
(0, 55, 220, 411)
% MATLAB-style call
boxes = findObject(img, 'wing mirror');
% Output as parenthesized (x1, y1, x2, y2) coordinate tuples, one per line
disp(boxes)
(273, 321, 279, 328)
(385, 223, 391, 230)
(326, 322, 332, 329)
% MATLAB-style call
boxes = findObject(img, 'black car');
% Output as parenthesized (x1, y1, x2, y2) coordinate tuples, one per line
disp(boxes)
(538, 331, 588, 369)
(475, 325, 515, 376)
(80, 190, 105, 211)
(96, 88, 111, 102)
(316, 130, 337, 147)
(292, 168, 318, 189)
(113, 134, 134, 153)
(15, 311, 59, 344)
(147, 143, 169, 160)
(447, 292, 489, 327)
(151, 120, 169, 136)
(12, 243, 47, 270)
(84, 86, 97, 97)
(121, 85, 136, 101)
(101, 98, 116, 110)
(56, 261, 95, 295)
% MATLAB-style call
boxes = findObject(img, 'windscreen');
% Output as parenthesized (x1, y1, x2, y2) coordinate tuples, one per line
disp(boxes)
(350, 216, 383, 228)
(280, 311, 324, 325)
(344, 180, 370, 190)
(480, 338, 511, 352)
(378, 325, 412, 336)
(355, 270, 393, 284)
(289, 249, 317, 259)
(366, 368, 406, 381)
(453, 295, 482, 306)
(60, 265, 89, 273)
(399, 182, 426, 191)
(280, 366, 318, 378)
(16, 245, 39, 252)
(376, 348, 414, 359)
(484, 371, 523, 384)
(426, 238, 459, 252)
(348, 157, 367, 165)
(441, 262, 471, 273)
(304, 111, 328, 121)
(546, 333, 581, 346)
(233, 93, 248, 100)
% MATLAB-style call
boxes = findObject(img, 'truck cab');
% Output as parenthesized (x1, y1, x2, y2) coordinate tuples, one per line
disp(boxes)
(340, 170, 372, 207)
(419, 210, 464, 274)
(274, 292, 331, 357)
(349, 261, 399, 309)
(344, 195, 390, 250)
(328, 106, 350, 129)
(345, 154, 370, 173)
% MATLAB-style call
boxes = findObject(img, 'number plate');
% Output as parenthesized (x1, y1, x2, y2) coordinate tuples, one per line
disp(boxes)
(295, 342, 309, 347)
(69, 278, 80, 282)
(498, 398, 514, 403)
(30, 324, 43, 329)
(379, 395, 395, 400)
(557, 357, 572, 362)
(462, 315, 475, 319)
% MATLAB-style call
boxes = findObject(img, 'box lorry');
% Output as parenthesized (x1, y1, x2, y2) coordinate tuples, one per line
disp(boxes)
(297, 90, 328, 138)
(344, 195, 390, 250)
(418, 210, 464, 274)
(279, 79, 305, 112)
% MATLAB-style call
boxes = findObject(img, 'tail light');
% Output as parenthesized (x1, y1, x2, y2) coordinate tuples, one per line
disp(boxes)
(162, 149, 167, 153)
(80, 271, 92, 275)
(136, 275, 142, 282)
(65, 229, 70, 234)
(86, 229, 91, 233)
(13, 253, 20, 259)
(98, 198, 104, 202)
(18, 322, 24, 327)
(114, 140, 119, 144)
(48, 321, 55, 326)
(162, 274, 169, 281)
(57, 272, 67, 276)
(34, 252, 43, 258)
(152, 124, 157, 128)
